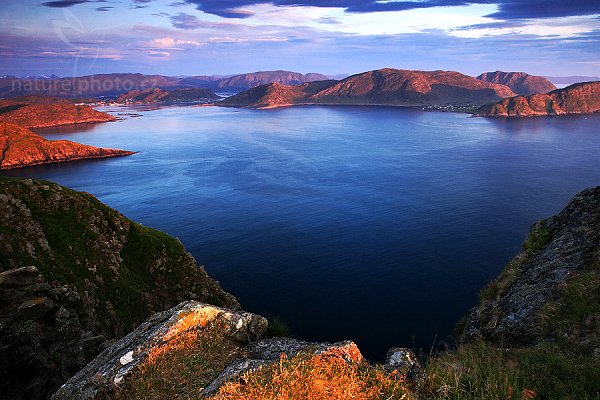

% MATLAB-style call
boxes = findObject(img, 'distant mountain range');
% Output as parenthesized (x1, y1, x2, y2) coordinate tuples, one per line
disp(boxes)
(545, 76, 600, 85)
(220, 68, 518, 108)
(0, 71, 329, 99)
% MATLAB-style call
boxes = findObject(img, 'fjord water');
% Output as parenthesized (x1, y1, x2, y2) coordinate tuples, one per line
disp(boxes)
(5, 106, 600, 359)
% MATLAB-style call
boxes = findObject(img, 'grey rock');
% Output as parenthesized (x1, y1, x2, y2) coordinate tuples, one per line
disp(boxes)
(384, 347, 425, 388)
(0, 266, 40, 287)
(52, 301, 267, 400)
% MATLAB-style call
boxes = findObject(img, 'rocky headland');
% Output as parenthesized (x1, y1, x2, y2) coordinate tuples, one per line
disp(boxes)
(0, 123, 134, 170)
(476, 71, 556, 95)
(220, 68, 517, 109)
(0, 96, 116, 129)
(478, 81, 600, 117)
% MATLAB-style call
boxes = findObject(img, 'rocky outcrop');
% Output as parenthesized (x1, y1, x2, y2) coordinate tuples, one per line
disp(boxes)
(202, 338, 364, 397)
(220, 68, 517, 109)
(219, 80, 336, 109)
(0, 178, 238, 399)
(116, 88, 219, 104)
(52, 298, 406, 400)
(478, 81, 600, 117)
(462, 186, 600, 346)
(477, 71, 556, 95)
(0, 123, 134, 169)
(52, 302, 266, 400)
(0, 97, 116, 128)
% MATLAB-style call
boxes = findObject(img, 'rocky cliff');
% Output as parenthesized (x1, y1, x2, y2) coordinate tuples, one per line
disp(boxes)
(0, 178, 239, 399)
(478, 81, 600, 117)
(476, 71, 556, 95)
(220, 68, 517, 109)
(116, 88, 219, 104)
(463, 185, 600, 351)
(0, 96, 116, 129)
(0, 123, 134, 169)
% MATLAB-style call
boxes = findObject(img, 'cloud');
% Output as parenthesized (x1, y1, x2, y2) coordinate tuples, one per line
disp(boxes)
(169, 12, 203, 29)
(141, 36, 202, 48)
(314, 17, 341, 25)
(178, 0, 600, 20)
(42, 0, 88, 8)
(96, 6, 114, 11)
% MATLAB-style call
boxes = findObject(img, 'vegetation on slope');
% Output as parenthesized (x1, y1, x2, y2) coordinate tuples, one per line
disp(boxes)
(0, 177, 238, 399)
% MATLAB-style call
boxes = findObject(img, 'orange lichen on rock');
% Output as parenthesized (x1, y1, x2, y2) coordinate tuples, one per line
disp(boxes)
(212, 348, 412, 400)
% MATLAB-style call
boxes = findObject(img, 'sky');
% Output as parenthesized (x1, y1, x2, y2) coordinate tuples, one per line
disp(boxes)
(0, 0, 599, 77)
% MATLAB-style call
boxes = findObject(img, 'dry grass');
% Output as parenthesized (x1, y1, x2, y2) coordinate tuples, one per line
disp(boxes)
(212, 351, 413, 400)
(108, 322, 244, 400)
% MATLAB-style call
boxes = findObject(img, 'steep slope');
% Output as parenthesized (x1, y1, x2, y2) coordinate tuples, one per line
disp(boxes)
(463, 185, 600, 348)
(479, 81, 600, 117)
(116, 88, 219, 104)
(0, 96, 116, 128)
(0, 123, 134, 169)
(477, 71, 556, 95)
(0, 178, 238, 399)
(221, 69, 516, 108)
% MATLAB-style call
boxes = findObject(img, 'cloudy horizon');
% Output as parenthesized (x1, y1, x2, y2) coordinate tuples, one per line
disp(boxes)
(1, 0, 599, 77)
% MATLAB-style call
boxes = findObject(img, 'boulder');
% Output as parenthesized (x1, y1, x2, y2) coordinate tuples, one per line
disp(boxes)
(52, 301, 267, 400)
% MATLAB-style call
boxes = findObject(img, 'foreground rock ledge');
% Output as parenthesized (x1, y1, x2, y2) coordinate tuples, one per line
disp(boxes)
(52, 301, 268, 400)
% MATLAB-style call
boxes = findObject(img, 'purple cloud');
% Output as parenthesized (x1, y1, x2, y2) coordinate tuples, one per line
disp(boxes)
(178, 0, 600, 20)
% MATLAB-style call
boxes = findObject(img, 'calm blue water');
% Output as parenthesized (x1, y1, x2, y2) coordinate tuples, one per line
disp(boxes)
(4, 106, 600, 360)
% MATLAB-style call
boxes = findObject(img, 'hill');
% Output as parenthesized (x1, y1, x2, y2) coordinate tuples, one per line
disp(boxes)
(0, 123, 134, 169)
(116, 88, 219, 104)
(211, 70, 330, 92)
(479, 81, 600, 117)
(220, 68, 517, 109)
(0, 178, 238, 399)
(0, 96, 116, 128)
(476, 71, 556, 95)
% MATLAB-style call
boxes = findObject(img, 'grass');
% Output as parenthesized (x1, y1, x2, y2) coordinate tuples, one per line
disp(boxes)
(266, 317, 291, 338)
(212, 351, 413, 400)
(422, 342, 600, 400)
(106, 323, 244, 400)
(478, 222, 552, 305)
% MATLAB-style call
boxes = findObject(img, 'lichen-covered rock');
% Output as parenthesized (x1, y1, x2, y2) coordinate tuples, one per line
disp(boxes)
(0, 178, 238, 399)
(201, 338, 363, 397)
(462, 186, 600, 346)
(52, 302, 267, 400)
